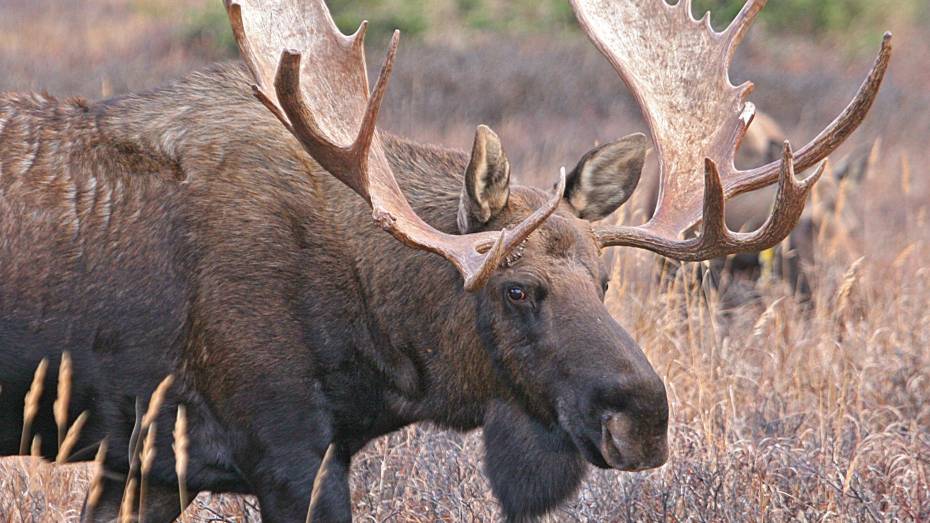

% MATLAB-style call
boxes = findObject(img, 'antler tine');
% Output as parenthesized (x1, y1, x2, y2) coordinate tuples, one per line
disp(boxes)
(226, 0, 564, 291)
(681, 0, 694, 19)
(724, 0, 767, 65)
(354, 30, 395, 175)
(274, 50, 347, 162)
(271, 29, 401, 199)
(727, 142, 825, 248)
(572, 0, 891, 261)
(697, 159, 728, 247)
(728, 33, 893, 196)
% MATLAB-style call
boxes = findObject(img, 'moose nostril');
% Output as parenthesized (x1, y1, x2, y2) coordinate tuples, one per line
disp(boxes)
(603, 412, 632, 439)
(598, 411, 669, 471)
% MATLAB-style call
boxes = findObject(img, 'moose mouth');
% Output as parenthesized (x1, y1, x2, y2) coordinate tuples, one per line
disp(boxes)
(559, 405, 668, 472)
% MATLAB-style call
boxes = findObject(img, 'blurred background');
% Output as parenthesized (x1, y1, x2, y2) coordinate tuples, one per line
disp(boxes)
(1, 0, 927, 177)
(1, 1, 927, 521)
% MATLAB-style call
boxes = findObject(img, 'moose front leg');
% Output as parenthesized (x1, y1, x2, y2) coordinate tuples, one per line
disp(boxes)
(81, 473, 196, 523)
(230, 411, 338, 522)
(243, 435, 351, 523)
(217, 374, 351, 523)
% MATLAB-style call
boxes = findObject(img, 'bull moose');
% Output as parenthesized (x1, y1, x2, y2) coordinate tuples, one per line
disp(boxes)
(0, 0, 890, 521)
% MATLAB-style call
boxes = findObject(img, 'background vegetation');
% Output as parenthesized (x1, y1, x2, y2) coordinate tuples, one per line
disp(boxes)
(1, 0, 927, 521)
(178, 0, 930, 54)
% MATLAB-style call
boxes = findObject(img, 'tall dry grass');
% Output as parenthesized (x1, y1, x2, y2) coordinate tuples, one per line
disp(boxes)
(1, 1, 928, 521)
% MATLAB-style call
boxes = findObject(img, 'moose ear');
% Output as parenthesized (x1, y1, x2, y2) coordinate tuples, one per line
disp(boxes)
(458, 125, 512, 234)
(565, 132, 649, 221)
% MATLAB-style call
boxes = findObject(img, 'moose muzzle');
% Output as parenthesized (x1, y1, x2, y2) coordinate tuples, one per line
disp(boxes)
(599, 410, 669, 471)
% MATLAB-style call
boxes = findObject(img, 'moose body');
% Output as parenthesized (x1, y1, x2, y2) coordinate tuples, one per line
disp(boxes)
(0, 63, 667, 521)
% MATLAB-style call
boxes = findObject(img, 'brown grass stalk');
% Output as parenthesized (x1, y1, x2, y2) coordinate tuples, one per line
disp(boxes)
(57, 411, 89, 465)
(139, 423, 157, 523)
(20, 358, 49, 455)
(116, 375, 173, 522)
(30, 435, 42, 458)
(53, 351, 73, 450)
(119, 477, 137, 523)
(173, 405, 190, 514)
(84, 439, 109, 520)
(142, 375, 175, 431)
(835, 256, 865, 318)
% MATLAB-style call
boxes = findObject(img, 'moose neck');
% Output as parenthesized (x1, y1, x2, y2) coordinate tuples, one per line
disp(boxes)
(346, 135, 505, 430)
(95, 63, 504, 432)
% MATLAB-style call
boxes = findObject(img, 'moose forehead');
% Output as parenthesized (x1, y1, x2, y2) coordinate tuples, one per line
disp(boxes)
(495, 186, 602, 268)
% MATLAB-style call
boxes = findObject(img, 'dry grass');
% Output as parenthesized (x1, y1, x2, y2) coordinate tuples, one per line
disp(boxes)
(1, 1, 928, 521)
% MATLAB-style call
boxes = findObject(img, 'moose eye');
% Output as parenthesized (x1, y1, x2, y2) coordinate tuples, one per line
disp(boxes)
(506, 286, 528, 302)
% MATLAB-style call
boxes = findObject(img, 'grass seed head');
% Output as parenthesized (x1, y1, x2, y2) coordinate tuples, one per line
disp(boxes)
(56, 411, 89, 465)
(142, 375, 174, 430)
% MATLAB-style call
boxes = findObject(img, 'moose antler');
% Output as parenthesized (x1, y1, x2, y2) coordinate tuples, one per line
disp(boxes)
(571, 0, 892, 260)
(225, 0, 565, 290)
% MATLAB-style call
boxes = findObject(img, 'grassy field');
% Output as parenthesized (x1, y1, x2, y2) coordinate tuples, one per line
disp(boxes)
(1, 0, 928, 521)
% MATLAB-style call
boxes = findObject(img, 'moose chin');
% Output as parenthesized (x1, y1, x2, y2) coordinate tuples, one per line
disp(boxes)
(0, 0, 890, 521)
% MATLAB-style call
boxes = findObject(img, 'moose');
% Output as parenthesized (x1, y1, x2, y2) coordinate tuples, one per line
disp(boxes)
(0, 0, 890, 521)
